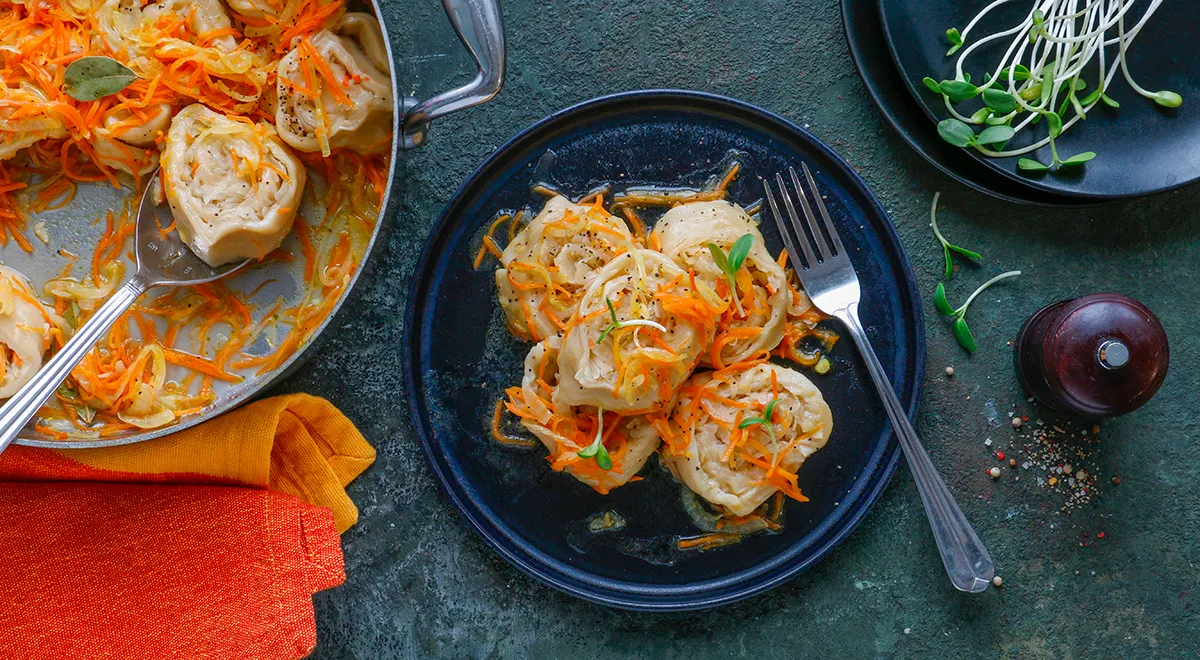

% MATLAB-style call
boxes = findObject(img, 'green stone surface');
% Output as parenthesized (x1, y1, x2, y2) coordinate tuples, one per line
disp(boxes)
(292, 1, 1200, 656)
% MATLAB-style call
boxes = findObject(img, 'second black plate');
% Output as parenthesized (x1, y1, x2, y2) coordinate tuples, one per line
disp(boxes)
(842, 0, 1085, 207)
(879, 0, 1200, 200)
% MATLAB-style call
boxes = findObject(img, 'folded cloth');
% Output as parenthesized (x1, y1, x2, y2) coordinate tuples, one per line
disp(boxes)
(0, 393, 375, 659)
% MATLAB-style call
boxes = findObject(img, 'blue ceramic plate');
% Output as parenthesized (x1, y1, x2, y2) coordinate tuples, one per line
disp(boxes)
(403, 91, 925, 611)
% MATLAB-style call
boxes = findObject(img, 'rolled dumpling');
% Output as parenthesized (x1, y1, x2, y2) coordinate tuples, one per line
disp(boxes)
(662, 362, 832, 516)
(556, 249, 720, 414)
(0, 84, 66, 161)
(0, 266, 62, 398)
(496, 196, 637, 342)
(161, 103, 306, 267)
(507, 336, 660, 494)
(335, 13, 391, 74)
(652, 201, 788, 368)
(102, 104, 173, 148)
(275, 28, 392, 156)
(95, 0, 236, 57)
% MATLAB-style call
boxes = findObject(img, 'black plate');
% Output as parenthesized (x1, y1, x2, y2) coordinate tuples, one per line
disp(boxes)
(403, 90, 925, 611)
(842, 0, 1087, 207)
(878, 0, 1200, 200)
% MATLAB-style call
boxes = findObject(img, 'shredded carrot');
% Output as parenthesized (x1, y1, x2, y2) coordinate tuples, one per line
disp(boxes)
(677, 532, 742, 551)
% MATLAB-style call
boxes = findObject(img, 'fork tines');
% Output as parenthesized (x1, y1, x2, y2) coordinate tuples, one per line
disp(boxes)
(762, 164, 845, 271)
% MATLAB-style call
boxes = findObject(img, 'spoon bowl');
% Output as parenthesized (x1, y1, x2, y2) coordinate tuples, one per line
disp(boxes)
(0, 169, 251, 453)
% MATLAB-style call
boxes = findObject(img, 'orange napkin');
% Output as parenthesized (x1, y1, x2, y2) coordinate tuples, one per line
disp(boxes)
(0, 393, 375, 659)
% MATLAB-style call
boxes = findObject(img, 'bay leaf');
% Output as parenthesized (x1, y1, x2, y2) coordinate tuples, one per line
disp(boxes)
(63, 56, 137, 102)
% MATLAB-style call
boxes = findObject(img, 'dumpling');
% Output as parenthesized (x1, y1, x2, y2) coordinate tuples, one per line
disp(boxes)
(495, 196, 636, 342)
(0, 266, 62, 398)
(102, 104, 173, 148)
(160, 103, 306, 267)
(275, 28, 392, 156)
(95, 0, 236, 57)
(662, 362, 832, 516)
(506, 336, 660, 494)
(652, 201, 789, 368)
(556, 249, 720, 414)
(335, 13, 391, 74)
(0, 84, 66, 161)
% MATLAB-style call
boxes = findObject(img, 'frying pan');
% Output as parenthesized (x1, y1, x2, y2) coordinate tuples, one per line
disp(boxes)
(13, 0, 505, 448)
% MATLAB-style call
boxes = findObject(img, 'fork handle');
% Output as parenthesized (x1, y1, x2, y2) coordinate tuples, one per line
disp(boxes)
(0, 274, 148, 455)
(839, 304, 994, 593)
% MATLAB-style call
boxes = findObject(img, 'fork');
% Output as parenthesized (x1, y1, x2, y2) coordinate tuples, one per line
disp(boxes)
(764, 165, 994, 593)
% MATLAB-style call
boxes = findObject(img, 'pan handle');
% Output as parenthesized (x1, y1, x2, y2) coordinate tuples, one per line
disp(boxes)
(401, 0, 506, 149)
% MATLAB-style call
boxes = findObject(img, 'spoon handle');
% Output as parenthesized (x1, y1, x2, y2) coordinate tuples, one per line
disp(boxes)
(0, 275, 149, 454)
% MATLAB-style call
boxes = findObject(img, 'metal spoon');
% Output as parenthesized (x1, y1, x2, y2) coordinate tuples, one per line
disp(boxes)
(0, 170, 250, 454)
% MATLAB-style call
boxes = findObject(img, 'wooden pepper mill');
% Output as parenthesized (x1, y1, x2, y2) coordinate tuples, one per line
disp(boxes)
(1013, 293, 1169, 418)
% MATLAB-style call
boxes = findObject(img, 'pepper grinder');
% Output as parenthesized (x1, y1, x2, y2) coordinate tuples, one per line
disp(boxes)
(1014, 293, 1169, 418)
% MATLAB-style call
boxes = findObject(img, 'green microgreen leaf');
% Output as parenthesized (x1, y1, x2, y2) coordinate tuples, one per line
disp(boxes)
(982, 88, 1017, 114)
(578, 409, 613, 470)
(63, 56, 137, 102)
(939, 80, 979, 102)
(1040, 83, 1054, 107)
(738, 416, 766, 429)
(1100, 93, 1120, 108)
(946, 27, 964, 56)
(1072, 79, 1087, 91)
(708, 239, 749, 317)
(1079, 87, 1103, 106)
(936, 271, 1021, 353)
(934, 282, 955, 316)
(763, 397, 780, 422)
(738, 402, 779, 450)
(953, 316, 978, 353)
(923, 77, 942, 94)
(597, 297, 620, 343)
(1018, 158, 1051, 171)
(997, 65, 1031, 81)
(1019, 82, 1043, 102)
(1029, 9, 1045, 43)
(1059, 151, 1096, 167)
(727, 234, 754, 273)
(947, 244, 983, 260)
(976, 125, 1015, 145)
(1070, 92, 1088, 120)
(1150, 90, 1183, 108)
(707, 243, 731, 274)
(970, 107, 992, 124)
(1045, 111, 1064, 138)
(928, 192, 981, 280)
(937, 118, 976, 147)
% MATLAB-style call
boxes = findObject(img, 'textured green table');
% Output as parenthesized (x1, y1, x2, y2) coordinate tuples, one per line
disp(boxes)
(291, 1, 1200, 656)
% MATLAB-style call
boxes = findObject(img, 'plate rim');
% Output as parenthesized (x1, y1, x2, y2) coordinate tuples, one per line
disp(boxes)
(402, 89, 925, 611)
(840, 0, 1093, 208)
(875, 0, 1197, 201)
